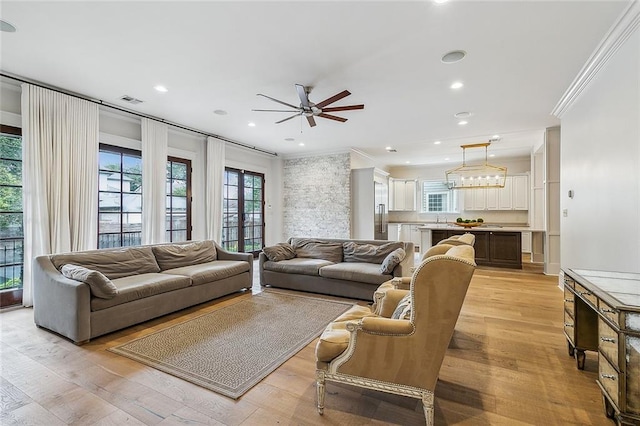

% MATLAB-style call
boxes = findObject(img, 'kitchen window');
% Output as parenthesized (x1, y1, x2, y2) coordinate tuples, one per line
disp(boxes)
(421, 180, 458, 213)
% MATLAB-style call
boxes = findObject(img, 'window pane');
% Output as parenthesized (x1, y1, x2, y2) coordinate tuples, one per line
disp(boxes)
(122, 213, 142, 232)
(172, 179, 187, 196)
(227, 172, 238, 186)
(172, 230, 187, 242)
(0, 159, 22, 184)
(99, 213, 121, 233)
(0, 136, 22, 160)
(122, 173, 142, 193)
(0, 265, 23, 290)
(123, 194, 142, 212)
(0, 214, 23, 238)
(0, 238, 23, 264)
(99, 172, 122, 192)
(99, 151, 121, 171)
(99, 192, 120, 211)
(123, 155, 142, 173)
(0, 186, 22, 211)
(172, 163, 187, 179)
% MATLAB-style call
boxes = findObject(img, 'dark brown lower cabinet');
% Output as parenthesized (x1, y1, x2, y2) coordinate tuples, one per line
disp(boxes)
(431, 230, 521, 269)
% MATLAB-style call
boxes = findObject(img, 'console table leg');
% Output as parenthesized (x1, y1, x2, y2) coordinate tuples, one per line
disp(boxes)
(567, 341, 575, 357)
(575, 349, 586, 370)
(602, 395, 616, 419)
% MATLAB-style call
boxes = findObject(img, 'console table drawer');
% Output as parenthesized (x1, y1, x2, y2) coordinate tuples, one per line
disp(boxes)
(564, 313, 575, 343)
(627, 335, 640, 415)
(598, 318, 619, 367)
(564, 285, 574, 318)
(575, 283, 597, 307)
(598, 353, 620, 408)
(598, 300, 620, 328)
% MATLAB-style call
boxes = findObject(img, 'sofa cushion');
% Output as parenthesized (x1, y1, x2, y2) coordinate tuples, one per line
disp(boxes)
(342, 241, 404, 264)
(262, 243, 295, 262)
(380, 248, 406, 274)
(290, 238, 343, 263)
(91, 273, 192, 311)
(315, 305, 376, 362)
(152, 241, 217, 271)
(162, 260, 250, 286)
(61, 264, 118, 299)
(51, 247, 160, 279)
(319, 262, 392, 285)
(263, 258, 334, 276)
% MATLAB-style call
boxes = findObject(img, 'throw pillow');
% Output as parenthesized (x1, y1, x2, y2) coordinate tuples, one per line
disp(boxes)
(263, 243, 296, 262)
(380, 248, 406, 274)
(290, 239, 343, 263)
(343, 241, 404, 264)
(61, 264, 118, 299)
(391, 293, 412, 320)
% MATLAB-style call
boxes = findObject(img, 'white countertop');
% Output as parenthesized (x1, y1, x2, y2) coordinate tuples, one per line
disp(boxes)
(417, 224, 544, 232)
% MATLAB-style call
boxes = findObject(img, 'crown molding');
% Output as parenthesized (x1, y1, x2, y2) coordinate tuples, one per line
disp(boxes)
(552, 0, 640, 118)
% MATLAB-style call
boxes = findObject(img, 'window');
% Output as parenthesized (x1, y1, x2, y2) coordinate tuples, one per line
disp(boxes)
(0, 126, 23, 307)
(421, 180, 458, 213)
(98, 145, 142, 248)
(222, 168, 264, 255)
(166, 157, 191, 242)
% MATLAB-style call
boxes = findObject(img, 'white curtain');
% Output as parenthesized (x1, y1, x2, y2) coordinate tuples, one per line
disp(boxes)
(206, 136, 225, 242)
(141, 118, 168, 245)
(21, 84, 99, 307)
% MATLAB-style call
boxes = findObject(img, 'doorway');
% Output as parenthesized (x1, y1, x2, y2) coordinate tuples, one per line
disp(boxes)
(222, 168, 265, 256)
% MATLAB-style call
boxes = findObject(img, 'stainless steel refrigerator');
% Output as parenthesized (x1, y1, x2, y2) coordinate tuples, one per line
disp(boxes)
(374, 181, 388, 240)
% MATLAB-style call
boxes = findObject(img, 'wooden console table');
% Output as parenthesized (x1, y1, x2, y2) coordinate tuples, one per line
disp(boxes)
(563, 268, 640, 425)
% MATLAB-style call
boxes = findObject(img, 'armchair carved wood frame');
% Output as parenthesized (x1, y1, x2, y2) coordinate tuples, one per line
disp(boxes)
(315, 245, 476, 425)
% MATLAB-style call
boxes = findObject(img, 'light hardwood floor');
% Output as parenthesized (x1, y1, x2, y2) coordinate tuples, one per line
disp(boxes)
(0, 261, 612, 425)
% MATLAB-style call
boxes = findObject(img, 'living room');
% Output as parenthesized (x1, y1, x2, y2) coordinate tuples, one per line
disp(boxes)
(1, 1, 639, 424)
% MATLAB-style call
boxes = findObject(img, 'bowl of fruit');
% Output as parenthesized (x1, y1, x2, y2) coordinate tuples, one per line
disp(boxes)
(454, 218, 484, 228)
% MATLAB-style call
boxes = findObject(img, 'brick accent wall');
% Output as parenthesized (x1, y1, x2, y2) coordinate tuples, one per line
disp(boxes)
(283, 153, 350, 239)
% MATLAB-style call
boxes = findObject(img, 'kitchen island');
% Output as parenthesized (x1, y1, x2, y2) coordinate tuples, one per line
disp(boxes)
(419, 224, 544, 269)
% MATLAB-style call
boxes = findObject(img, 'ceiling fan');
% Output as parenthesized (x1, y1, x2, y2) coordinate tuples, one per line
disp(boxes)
(252, 84, 364, 127)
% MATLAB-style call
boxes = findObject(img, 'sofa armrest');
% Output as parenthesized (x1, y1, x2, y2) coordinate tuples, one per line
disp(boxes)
(214, 242, 253, 283)
(392, 242, 414, 277)
(32, 256, 92, 343)
(358, 316, 414, 335)
(258, 252, 269, 287)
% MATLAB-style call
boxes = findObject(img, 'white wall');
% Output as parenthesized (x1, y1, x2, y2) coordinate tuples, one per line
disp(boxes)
(560, 27, 640, 272)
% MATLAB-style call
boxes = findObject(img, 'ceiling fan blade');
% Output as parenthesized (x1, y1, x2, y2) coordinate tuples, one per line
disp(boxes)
(257, 93, 299, 110)
(252, 109, 300, 112)
(321, 104, 364, 112)
(318, 113, 348, 123)
(306, 115, 316, 127)
(316, 90, 351, 109)
(275, 113, 301, 124)
(295, 84, 310, 110)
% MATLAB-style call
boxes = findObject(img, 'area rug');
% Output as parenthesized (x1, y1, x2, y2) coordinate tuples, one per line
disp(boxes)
(108, 291, 353, 399)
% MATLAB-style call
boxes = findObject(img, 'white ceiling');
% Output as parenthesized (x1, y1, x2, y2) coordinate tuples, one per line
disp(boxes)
(0, 1, 630, 167)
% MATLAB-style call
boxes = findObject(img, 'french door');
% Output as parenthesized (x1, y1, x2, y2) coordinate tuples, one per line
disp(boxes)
(222, 168, 264, 256)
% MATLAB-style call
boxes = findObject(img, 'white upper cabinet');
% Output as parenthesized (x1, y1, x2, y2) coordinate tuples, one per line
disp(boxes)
(463, 174, 529, 211)
(389, 179, 417, 211)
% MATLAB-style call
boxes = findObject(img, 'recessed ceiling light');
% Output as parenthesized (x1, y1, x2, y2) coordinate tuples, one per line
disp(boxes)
(298, 142, 305, 147)
(458, 120, 468, 125)
(454, 112, 473, 118)
(492, 134, 500, 139)
(284, 137, 295, 142)
(450, 81, 464, 89)
(213, 109, 227, 115)
(489, 154, 495, 157)
(434, 141, 442, 145)
(154, 85, 168, 93)
(248, 122, 256, 127)
(441, 50, 467, 64)
(405, 161, 411, 164)
(444, 157, 450, 161)
(0, 20, 17, 32)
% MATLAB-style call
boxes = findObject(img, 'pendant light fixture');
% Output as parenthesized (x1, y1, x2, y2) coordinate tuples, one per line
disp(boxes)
(445, 142, 507, 189)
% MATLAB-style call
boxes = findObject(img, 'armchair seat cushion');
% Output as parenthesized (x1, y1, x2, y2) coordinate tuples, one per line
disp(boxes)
(91, 273, 191, 311)
(318, 262, 392, 285)
(162, 260, 250, 286)
(263, 258, 334, 276)
(315, 305, 376, 362)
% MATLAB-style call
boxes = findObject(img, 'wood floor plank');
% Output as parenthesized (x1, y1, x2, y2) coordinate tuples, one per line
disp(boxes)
(0, 262, 617, 425)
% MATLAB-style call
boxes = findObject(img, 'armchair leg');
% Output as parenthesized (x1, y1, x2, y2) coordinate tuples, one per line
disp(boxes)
(316, 370, 326, 415)
(422, 391, 435, 426)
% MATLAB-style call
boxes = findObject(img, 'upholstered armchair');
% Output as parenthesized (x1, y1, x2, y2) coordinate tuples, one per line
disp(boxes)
(315, 245, 476, 425)
(437, 232, 476, 247)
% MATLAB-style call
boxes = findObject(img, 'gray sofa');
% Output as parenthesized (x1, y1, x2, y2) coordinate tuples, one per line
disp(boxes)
(259, 237, 414, 300)
(33, 240, 253, 344)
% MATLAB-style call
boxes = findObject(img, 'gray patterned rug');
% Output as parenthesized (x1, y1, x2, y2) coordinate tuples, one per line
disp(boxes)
(108, 291, 353, 399)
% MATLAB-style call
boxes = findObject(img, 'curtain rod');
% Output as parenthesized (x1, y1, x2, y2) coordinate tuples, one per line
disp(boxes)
(0, 71, 279, 157)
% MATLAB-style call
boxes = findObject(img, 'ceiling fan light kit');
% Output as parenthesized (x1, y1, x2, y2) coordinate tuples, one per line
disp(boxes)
(445, 142, 507, 189)
(253, 84, 364, 127)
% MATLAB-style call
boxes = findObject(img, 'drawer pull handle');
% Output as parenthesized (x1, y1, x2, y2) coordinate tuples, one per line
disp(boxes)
(578, 291, 592, 296)
(564, 299, 573, 303)
(600, 374, 616, 380)
(600, 337, 616, 343)
(600, 308, 616, 314)
(564, 323, 574, 328)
